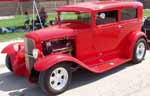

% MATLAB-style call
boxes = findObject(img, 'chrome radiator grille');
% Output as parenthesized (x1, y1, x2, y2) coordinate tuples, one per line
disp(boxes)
(24, 38, 36, 71)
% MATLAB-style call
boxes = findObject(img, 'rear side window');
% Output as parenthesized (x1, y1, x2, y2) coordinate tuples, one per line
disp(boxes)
(121, 8, 137, 20)
(96, 10, 118, 25)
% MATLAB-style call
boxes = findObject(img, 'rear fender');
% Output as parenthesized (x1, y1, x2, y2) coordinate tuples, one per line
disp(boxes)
(34, 54, 91, 72)
(124, 31, 147, 58)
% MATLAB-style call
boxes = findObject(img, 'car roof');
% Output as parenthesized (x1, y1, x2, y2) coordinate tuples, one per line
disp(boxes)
(56, 1, 143, 12)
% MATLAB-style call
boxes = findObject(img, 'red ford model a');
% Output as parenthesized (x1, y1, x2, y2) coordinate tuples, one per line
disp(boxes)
(1, 1, 147, 95)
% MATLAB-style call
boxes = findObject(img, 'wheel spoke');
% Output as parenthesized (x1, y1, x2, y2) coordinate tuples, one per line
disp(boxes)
(53, 81, 59, 88)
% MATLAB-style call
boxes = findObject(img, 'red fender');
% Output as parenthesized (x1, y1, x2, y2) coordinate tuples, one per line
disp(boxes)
(124, 31, 147, 58)
(1, 42, 23, 64)
(1, 42, 29, 76)
(1, 43, 16, 55)
(34, 54, 93, 72)
(1, 42, 24, 54)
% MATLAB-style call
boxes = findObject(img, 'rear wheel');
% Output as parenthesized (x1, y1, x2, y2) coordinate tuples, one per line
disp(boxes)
(39, 63, 72, 95)
(5, 55, 13, 72)
(132, 38, 146, 64)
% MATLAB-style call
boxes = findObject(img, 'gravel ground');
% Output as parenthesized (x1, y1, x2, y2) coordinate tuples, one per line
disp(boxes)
(0, 41, 150, 96)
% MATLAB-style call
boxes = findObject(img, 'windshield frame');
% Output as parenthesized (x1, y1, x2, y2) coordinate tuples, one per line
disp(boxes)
(56, 11, 93, 26)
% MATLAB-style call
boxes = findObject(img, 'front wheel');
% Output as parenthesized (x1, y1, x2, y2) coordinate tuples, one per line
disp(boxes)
(38, 63, 72, 95)
(132, 38, 146, 64)
(5, 55, 13, 72)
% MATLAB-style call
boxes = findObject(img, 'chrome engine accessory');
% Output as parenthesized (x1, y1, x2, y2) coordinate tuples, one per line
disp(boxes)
(42, 38, 74, 56)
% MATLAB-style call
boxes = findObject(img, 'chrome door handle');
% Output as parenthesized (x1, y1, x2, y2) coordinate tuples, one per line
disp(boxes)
(118, 25, 122, 28)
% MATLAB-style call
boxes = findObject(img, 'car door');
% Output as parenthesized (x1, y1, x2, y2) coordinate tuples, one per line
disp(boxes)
(94, 10, 121, 54)
(119, 8, 139, 42)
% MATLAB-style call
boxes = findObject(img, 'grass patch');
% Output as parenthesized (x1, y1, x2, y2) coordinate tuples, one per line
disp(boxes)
(0, 13, 57, 42)
(0, 13, 57, 27)
(144, 9, 150, 17)
(0, 32, 26, 42)
(0, 12, 77, 42)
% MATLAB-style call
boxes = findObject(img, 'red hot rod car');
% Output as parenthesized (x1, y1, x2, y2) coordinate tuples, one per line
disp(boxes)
(1, 1, 147, 95)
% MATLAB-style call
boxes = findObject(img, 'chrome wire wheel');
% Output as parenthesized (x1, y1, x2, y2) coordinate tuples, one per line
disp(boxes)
(49, 67, 69, 91)
(136, 42, 146, 60)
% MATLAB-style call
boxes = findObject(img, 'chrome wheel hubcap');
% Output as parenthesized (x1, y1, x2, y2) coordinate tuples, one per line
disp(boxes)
(136, 42, 145, 60)
(49, 67, 68, 90)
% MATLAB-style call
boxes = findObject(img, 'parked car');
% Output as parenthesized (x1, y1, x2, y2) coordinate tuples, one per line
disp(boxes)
(142, 16, 150, 42)
(1, 1, 147, 95)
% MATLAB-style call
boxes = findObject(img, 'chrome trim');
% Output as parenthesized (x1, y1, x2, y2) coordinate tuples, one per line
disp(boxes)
(25, 53, 34, 58)
(24, 38, 36, 72)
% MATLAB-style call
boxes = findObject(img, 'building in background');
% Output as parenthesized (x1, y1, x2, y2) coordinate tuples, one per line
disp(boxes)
(0, 0, 149, 16)
(142, 0, 150, 8)
(0, 0, 97, 16)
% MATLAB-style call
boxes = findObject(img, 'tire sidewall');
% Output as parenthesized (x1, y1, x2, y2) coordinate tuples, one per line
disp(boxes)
(6, 55, 13, 71)
(133, 38, 146, 63)
(39, 63, 72, 95)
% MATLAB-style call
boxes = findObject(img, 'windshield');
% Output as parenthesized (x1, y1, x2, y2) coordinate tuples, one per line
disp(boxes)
(59, 12, 91, 24)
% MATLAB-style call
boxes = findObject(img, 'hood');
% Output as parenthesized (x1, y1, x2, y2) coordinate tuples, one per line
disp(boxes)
(26, 24, 79, 41)
(26, 23, 90, 41)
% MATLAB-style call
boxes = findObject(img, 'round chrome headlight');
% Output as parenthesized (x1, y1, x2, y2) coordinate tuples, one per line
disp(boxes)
(32, 49, 39, 59)
(13, 43, 19, 52)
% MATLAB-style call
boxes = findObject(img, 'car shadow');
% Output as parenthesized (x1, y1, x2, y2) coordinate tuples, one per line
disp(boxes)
(69, 62, 134, 90)
(0, 71, 45, 96)
(0, 62, 135, 96)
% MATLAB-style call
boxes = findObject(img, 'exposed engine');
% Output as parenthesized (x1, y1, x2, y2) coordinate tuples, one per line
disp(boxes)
(42, 38, 74, 56)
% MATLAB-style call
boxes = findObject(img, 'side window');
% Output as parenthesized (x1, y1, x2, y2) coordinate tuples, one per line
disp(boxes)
(121, 8, 137, 20)
(96, 10, 118, 25)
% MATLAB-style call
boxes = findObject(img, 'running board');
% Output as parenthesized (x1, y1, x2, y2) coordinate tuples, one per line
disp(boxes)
(88, 58, 131, 73)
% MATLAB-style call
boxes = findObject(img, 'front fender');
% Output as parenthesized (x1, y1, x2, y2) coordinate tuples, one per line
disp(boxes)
(34, 54, 91, 72)
(1, 42, 24, 64)
(1, 42, 28, 76)
(1, 42, 24, 54)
